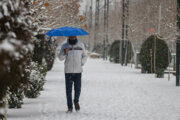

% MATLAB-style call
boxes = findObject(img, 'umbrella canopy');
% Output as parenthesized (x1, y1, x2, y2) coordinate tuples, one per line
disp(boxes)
(46, 26, 89, 37)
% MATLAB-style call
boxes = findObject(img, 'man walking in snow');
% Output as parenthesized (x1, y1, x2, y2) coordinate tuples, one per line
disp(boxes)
(59, 36, 88, 112)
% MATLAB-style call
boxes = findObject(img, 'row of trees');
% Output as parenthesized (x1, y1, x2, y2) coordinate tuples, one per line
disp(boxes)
(83, 0, 176, 78)
(84, 0, 177, 56)
(0, 0, 35, 118)
(0, 0, 84, 119)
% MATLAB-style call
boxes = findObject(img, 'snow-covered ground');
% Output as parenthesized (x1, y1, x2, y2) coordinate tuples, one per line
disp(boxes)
(8, 58, 180, 120)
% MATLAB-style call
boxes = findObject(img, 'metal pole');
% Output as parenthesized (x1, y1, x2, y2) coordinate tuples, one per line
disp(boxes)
(168, 39, 171, 81)
(154, 35, 157, 74)
(125, 0, 129, 66)
(121, 0, 125, 65)
(103, 0, 107, 60)
(176, 0, 180, 86)
(176, 40, 180, 86)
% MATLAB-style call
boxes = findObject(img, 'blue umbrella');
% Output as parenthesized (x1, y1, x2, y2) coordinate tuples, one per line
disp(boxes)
(46, 26, 89, 37)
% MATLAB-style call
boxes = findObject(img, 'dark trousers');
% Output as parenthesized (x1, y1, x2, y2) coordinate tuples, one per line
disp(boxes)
(65, 73, 81, 109)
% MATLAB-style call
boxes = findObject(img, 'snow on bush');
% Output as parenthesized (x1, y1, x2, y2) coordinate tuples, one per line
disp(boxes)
(25, 61, 47, 98)
(7, 84, 24, 109)
(44, 38, 57, 71)
(0, 99, 5, 119)
(0, 0, 35, 113)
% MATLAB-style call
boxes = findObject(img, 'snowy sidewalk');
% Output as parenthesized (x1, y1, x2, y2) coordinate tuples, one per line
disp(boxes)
(8, 58, 180, 120)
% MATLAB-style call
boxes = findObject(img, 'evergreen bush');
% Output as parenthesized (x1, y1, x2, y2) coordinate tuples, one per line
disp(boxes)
(0, 99, 5, 116)
(44, 38, 57, 71)
(33, 34, 47, 65)
(109, 40, 133, 64)
(25, 61, 47, 98)
(0, 0, 34, 112)
(139, 35, 171, 77)
(7, 84, 24, 109)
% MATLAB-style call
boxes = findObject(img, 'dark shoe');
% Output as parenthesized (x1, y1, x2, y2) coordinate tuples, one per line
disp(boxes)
(67, 108, 73, 113)
(74, 103, 80, 111)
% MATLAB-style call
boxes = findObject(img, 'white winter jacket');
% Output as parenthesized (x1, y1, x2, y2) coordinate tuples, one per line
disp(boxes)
(58, 40, 88, 73)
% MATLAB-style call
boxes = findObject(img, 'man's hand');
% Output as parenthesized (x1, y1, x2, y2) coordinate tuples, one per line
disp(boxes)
(64, 48, 70, 55)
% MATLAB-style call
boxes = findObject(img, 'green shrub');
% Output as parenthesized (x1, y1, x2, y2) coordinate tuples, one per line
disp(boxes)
(7, 84, 24, 109)
(109, 40, 133, 64)
(139, 35, 171, 77)
(156, 69, 164, 78)
(0, 0, 34, 102)
(25, 61, 47, 98)
(0, 94, 6, 119)
(44, 38, 57, 71)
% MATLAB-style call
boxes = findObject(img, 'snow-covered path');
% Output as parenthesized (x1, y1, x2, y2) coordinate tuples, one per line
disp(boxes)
(8, 58, 180, 120)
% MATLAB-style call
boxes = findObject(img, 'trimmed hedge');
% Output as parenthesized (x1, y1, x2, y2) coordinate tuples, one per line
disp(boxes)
(8, 84, 24, 109)
(139, 35, 171, 77)
(25, 61, 47, 98)
(109, 40, 133, 64)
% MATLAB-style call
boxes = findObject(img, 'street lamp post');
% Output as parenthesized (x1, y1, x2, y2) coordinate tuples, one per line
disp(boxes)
(176, 39, 180, 86)
(125, 0, 129, 66)
(176, 0, 180, 86)
(103, 0, 107, 60)
(120, 0, 125, 65)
